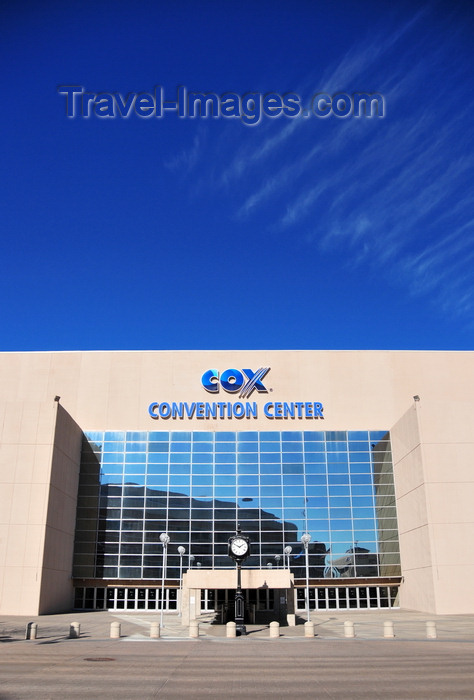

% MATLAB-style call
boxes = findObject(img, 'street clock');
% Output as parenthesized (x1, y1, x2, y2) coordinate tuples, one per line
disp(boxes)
(229, 535, 250, 561)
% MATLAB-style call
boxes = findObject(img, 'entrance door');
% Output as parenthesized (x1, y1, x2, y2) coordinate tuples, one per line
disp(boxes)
(106, 587, 177, 611)
(257, 588, 274, 611)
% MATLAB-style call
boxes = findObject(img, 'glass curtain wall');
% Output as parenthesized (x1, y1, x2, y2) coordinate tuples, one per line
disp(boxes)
(73, 430, 401, 581)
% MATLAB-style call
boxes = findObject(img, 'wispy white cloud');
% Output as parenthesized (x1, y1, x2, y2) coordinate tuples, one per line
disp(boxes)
(317, 7, 428, 92)
(216, 9, 428, 197)
(219, 118, 301, 188)
(235, 16, 436, 223)
(236, 141, 324, 218)
(162, 4, 474, 326)
(164, 130, 203, 174)
(400, 219, 474, 297)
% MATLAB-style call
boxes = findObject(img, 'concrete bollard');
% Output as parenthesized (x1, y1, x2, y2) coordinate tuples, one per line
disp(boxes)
(110, 621, 121, 639)
(426, 621, 437, 639)
(189, 621, 199, 638)
(226, 621, 236, 638)
(69, 622, 81, 639)
(344, 621, 355, 638)
(384, 620, 395, 638)
(150, 622, 160, 639)
(304, 621, 315, 637)
(25, 622, 38, 640)
(269, 621, 280, 638)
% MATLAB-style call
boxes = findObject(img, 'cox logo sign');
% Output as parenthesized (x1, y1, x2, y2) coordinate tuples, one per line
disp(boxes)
(202, 367, 270, 399)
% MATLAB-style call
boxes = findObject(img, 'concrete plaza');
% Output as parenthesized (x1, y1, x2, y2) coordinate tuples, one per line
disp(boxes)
(1, 610, 474, 698)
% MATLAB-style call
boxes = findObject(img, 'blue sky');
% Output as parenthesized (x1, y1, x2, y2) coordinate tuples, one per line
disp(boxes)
(1, 1, 473, 351)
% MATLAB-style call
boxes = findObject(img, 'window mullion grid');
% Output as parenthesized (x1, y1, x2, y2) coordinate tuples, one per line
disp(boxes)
(118, 438, 126, 580)
(279, 433, 284, 556)
(368, 437, 379, 576)
(347, 434, 355, 573)
(324, 432, 332, 577)
(94, 433, 105, 579)
(257, 434, 262, 569)
(211, 433, 216, 569)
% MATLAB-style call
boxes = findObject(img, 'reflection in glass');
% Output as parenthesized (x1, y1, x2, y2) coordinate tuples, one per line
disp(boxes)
(73, 429, 401, 581)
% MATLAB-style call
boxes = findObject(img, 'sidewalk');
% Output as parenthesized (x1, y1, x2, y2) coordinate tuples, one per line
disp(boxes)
(2, 608, 474, 642)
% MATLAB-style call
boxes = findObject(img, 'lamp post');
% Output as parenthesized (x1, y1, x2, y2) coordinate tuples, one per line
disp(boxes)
(283, 545, 293, 623)
(189, 554, 194, 568)
(177, 545, 185, 617)
(274, 554, 281, 568)
(159, 532, 170, 628)
(300, 533, 311, 622)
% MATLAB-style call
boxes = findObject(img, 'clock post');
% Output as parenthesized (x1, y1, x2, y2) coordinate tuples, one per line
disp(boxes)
(228, 528, 251, 636)
(235, 562, 245, 636)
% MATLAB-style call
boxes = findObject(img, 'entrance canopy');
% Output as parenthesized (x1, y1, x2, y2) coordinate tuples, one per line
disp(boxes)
(184, 568, 294, 590)
(182, 568, 295, 625)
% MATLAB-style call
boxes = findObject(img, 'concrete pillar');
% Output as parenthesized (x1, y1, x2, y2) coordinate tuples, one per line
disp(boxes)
(287, 586, 296, 627)
(25, 622, 38, 640)
(384, 620, 395, 638)
(110, 621, 121, 639)
(269, 621, 280, 638)
(426, 621, 437, 639)
(196, 588, 202, 616)
(226, 621, 236, 638)
(189, 621, 199, 638)
(69, 622, 80, 639)
(150, 622, 160, 639)
(304, 620, 315, 637)
(183, 588, 198, 627)
(180, 579, 199, 627)
(344, 620, 355, 638)
(181, 586, 189, 626)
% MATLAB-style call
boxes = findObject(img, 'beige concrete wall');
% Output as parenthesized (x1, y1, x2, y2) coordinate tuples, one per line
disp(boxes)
(0, 400, 82, 615)
(184, 568, 293, 590)
(391, 400, 474, 614)
(0, 349, 471, 431)
(391, 405, 436, 613)
(415, 399, 474, 614)
(38, 405, 83, 614)
(0, 400, 57, 614)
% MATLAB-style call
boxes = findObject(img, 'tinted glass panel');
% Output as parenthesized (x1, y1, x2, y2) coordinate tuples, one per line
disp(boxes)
(74, 430, 400, 579)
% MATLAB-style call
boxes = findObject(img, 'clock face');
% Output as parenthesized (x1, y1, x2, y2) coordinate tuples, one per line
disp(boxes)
(231, 537, 248, 556)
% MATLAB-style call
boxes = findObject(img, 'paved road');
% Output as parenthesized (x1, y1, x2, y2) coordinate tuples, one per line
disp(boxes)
(1, 637, 474, 699)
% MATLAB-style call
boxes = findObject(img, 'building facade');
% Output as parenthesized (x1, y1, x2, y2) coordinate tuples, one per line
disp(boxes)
(0, 350, 473, 617)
